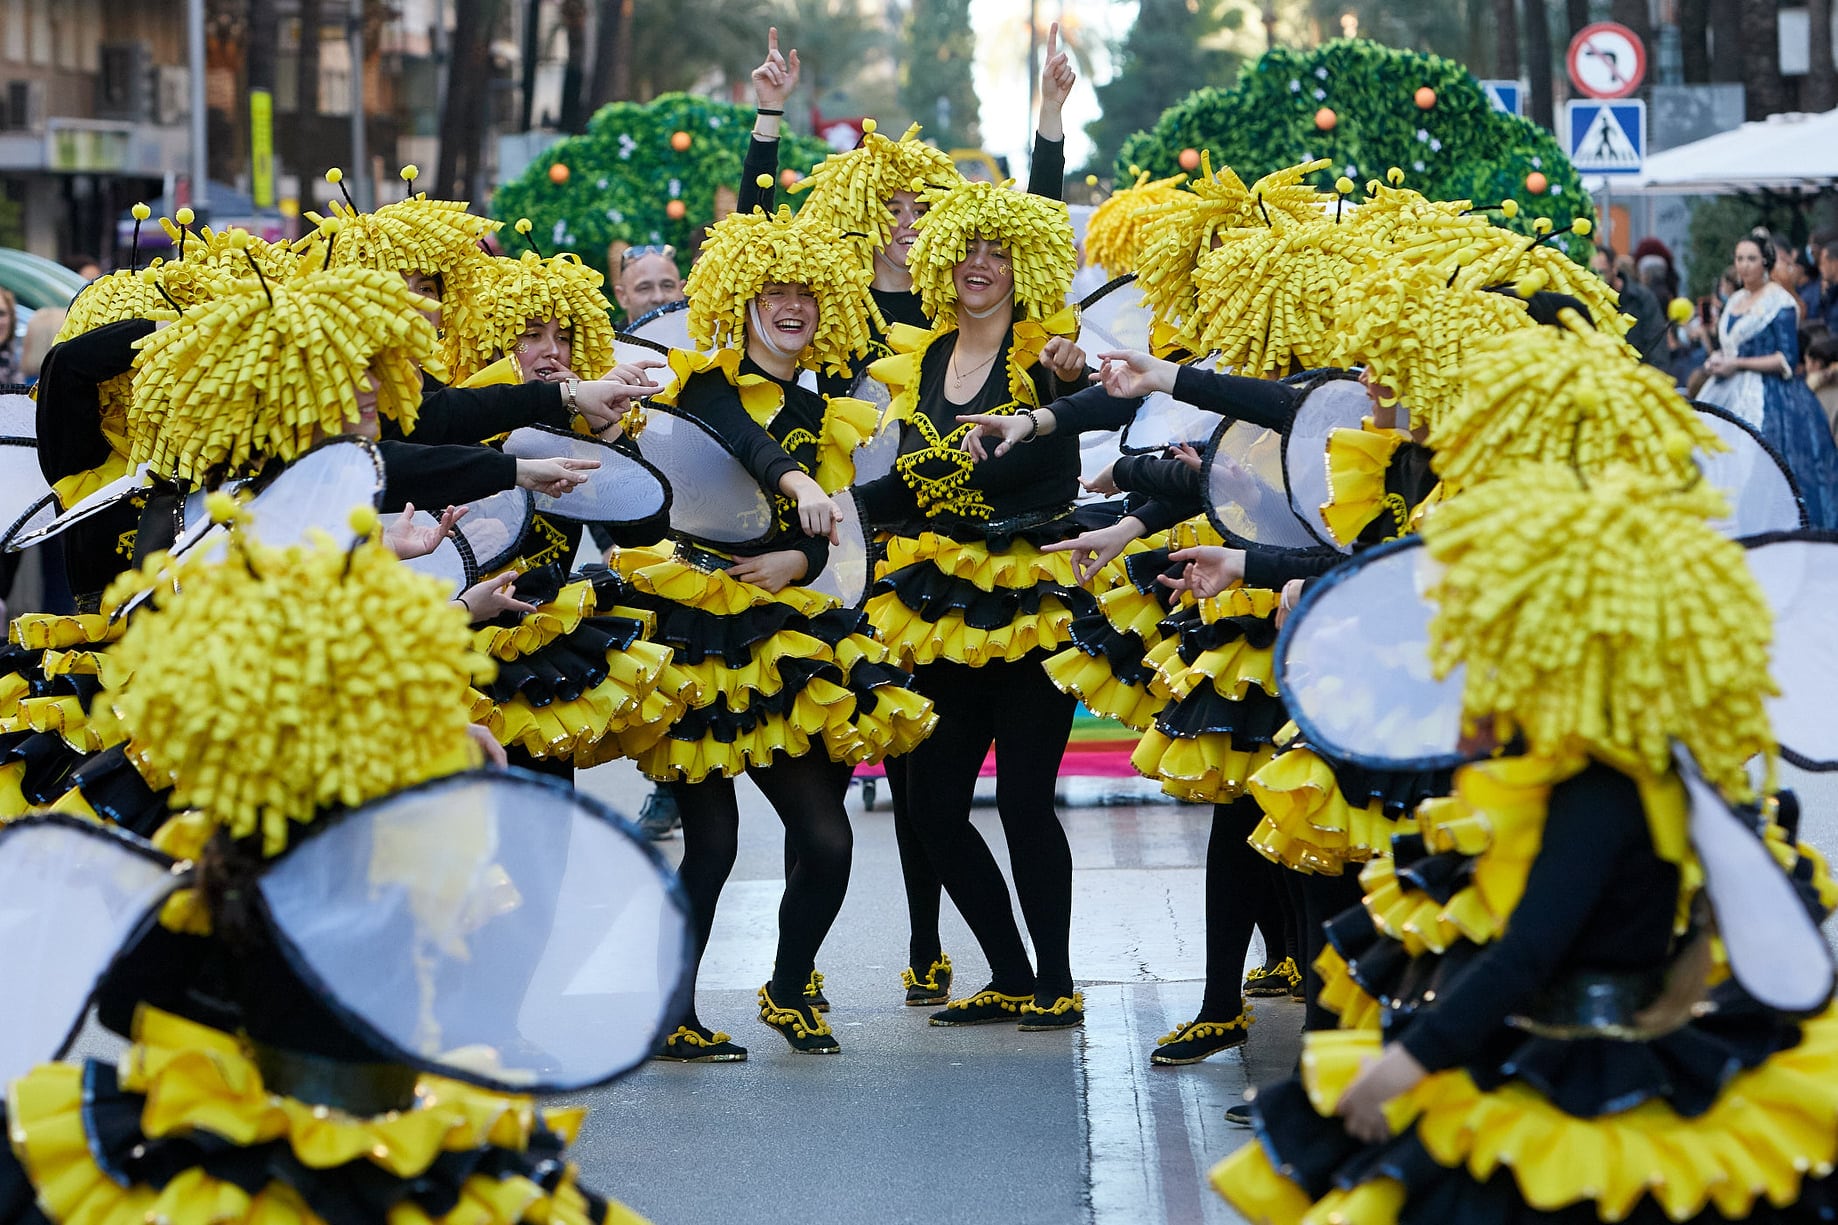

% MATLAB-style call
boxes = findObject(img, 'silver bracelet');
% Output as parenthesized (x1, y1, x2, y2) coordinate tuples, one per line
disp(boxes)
(561, 377, 581, 414)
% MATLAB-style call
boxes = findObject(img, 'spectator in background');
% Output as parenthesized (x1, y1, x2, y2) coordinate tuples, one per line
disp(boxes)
(1592, 245, 1667, 366)
(1807, 332, 1838, 437)
(610, 243, 685, 324)
(1632, 236, 1680, 301)
(0, 289, 19, 383)
(1770, 232, 1808, 317)
(63, 254, 102, 281)
(19, 307, 64, 383)
(1804, 238, 1838, 336)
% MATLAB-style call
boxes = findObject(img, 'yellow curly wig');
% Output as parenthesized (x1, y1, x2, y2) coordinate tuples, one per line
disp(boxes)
(153, 219, 300, 309)
(1429, 307, 1721, 489)
(469, 245, 618, 381)
(788, 122, 963, 252)
(1083, 172, 1189, 277)
(1186, 209, 1377, 375)
(1423, 462, 1775, 798)
(1134, 157, 1332, 337)
(112, 521, 488, 857)
(905, 180, 1077, 332)
(683, 206, 877, 375)
(1334, 262, 1538, 429)
(128, 264, 440, 483)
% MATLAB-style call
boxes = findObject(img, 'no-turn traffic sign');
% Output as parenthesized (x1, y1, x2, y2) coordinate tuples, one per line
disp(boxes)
(1567, 22, 1647, 99)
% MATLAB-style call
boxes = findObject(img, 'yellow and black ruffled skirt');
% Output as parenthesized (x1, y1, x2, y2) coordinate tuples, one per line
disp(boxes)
(866, 531, 1100, 669)
(0, 1008, 651, 1225)
(465, 564, 694, 768)
(1127, 587, 1287, 804)
(609, 544, 934, 783)
(1041, 534, 1177, 733)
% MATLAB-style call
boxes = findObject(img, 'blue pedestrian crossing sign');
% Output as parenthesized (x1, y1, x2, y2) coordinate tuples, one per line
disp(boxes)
(1479, 80, 1524, 116)
(1565, 99, 1645, 175)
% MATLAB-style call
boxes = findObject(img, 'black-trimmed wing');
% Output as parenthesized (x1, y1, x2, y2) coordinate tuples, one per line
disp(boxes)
(4, 465, 151, 553)
(1274, 535, 1472, 772)
(843, 372, 902, 486)
(0, 390, 35, 440)
(1075, 274, 1151, 354)
(804, 489, 870, 608)
(501, 425, 671, 525)
(0, 439, 58, 548)
(0, 816, 179, 1086)
(1203, 414, 1321, 551)
(1694, 403, 1806, 538)
(1281, 370, 1369, 553)
(1741, 531, 1838, 771)
(633, 403, 777, 547)
(1677, 750, 1835, 1014)
(257, 770, 692, 1094)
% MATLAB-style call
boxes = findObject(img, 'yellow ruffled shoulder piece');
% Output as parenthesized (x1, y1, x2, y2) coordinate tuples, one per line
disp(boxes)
(51, 449, 133, 512)
(864, 325, 940, 433)
(1005, 306, 1079, 407)
(649, 346, 787, 434)
(474, 579, 597, 661)
(612, 543, 836, 619)
(1321, 421, 1410, 548)
(1130, 728, 1279, 805)
(813, 395, 879, 494)
(1247, 743, 1416, 875)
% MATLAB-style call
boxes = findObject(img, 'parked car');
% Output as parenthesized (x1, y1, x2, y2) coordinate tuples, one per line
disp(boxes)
(0, 248, 88, 313)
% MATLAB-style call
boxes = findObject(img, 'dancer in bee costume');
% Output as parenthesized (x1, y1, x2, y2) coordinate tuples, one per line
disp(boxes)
(1211, 455, 1838, 1224)
(0, 517, 691, 1225)
(850, 178, 1148, 1032)
(609, 206, 934, 1061)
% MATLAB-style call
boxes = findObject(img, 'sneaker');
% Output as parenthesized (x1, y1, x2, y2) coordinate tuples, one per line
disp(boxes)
(654, 1024, 747, 1062)
(1245, 957, 1301, 998)
(1150, 1013, 1253, 1065)
(929, 985, 1033, 1026)
(636, 787, 681, 841)
(1018, 991, 1086, 1031)
(901, 953, 953, 1006)
(804, 969, 830, 1013)
(757, 983, 840, 1053)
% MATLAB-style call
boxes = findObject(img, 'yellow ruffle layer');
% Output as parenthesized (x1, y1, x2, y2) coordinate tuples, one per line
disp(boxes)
(1320, 421, 1409, 548)
(468, 641, 693, 763)
(612, 546, 837, 620)
(4, 1009, 647, 1225)
(1311, 943, 1382, 1031)
(626, 674, 856, 784)
(1144, 629, 1277, 705)
(868, 530, 1096, 666)
(473, 581, 597, 661)
(0, 692, 125, 753)
(1247, 744, 1414, 876)
(1216, 1007, 1838, 1224)
(1042, 648, 1164, 732)
(1131, 730, 1280, 804)
(10, 611, 125, 651)
(877, 533, 1083, 593)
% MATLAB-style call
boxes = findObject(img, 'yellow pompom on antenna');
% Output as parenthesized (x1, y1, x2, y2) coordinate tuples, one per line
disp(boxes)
(1572, 216, 1594, 237)
(1532, 216, 1554, 235)
(1334, 176, 1355, 195)
(175, 207, 195, 227)
(132, 202, 152, 221)
(1667, 296, 1695, 325)
(756, 173, 773, 189)
(325, 167, 344, 185)
(399, 164, 419, 183)
(1085, 174, 1099, 186)
(861, 117, 878, 134)
(1386, 167, 1405, 185)
(348, 504, 380, 537)
(1499, 199, 1519, 219)
(514, 217, 534, 235)
(205, 490, 243, 524)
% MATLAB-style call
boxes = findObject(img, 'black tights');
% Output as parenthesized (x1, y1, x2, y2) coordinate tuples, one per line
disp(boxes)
(901, 657, 1077, 998)
(1298, 868, 1364, 1030)
(1199, 796, 1276, 1020)
(886, 754, 945, 969)
(673, 752, 854, 1027)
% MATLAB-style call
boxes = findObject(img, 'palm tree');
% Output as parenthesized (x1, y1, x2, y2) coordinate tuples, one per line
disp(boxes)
(1809, 0, 1836, 111)
(1680, 0, 1710, 82)
(1738, 0, 1785, 117)
(1493, 0, 1520, 82)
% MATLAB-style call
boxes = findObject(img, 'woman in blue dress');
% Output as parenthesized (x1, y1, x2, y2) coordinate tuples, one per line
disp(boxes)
(1699, 230, 1838, 527)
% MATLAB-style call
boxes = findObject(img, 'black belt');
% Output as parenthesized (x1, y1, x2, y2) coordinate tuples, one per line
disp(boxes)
(251, 1040, 421, 1116)
(1508, 967, 1670, 1040)
(674, 540, 734, 571)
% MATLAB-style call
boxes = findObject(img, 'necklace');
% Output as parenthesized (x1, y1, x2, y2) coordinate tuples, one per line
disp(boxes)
(948, 346, 998, 390)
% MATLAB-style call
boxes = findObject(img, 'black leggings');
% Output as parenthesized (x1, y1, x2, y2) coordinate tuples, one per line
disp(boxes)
(673, 752, 854, 1025)
(1298, 868, 1364, 1031)
(1199, 796, 1277, 1020)
(900, 656, 1077, 998)
(885, 754, 946, 969)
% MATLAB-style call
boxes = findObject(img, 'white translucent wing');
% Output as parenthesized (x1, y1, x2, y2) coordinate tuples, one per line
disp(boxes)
(1205, 417, 1320, 550)
(5, 464, 152, 552)
(1677, 752, 1835, 1013)
(1075, 275, 1153, 354)
(401, 526, 472, 595)
(452, 488, 535, 575)
(1694, 405, 1806, 538)
(0, 817, 178, 1086)
(169, 438, 384, 561)
(1122, 390, 1223, 454)
(845, 374, 901, 486)
(633, 405, 777, 546)
(1276, 537, 1470, 771)
(501, 426, 670, 524)
(804, 489, 870, 607)
(1743, 534, 1838, 771)
(0, 439, 58, 547)
(1282, 374, 1369, 553)
(0, 390, 36, 439)
(627, 301, 695, 353)
(259, 772, 692, 1093)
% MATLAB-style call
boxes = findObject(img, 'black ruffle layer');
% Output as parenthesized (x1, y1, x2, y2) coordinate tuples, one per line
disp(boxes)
(1152, 684, 1290, 745)
(0, 730, 90, 805)
(481, 617, 645, 705)
(63, 743, 171, 835)
(1061, 613, 1160, 689)
(871, 560, 1100, 631)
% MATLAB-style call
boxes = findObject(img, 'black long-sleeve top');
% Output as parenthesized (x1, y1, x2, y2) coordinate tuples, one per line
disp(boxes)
(385, 372, 572, 445)
(854, 330, 1136, 535)
(1397, 761, 1681, 1073)
(667, 358, 833, 578)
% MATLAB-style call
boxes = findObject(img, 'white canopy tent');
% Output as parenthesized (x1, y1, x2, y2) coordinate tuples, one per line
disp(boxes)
(1606, 108, 1838, 194)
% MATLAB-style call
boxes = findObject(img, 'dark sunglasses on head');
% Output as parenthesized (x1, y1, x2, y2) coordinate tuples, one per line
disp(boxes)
(621, 244, 678, 269)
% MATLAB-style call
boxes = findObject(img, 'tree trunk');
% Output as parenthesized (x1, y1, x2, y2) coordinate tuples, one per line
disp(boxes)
(518, 0, 539, 132)
(1610, 0, 1654, 68)
(585, 0, 631, 108)
(1524, 0, 1554, 128)
(1564, 0, 1589, 42)
(1737, 0, 1784, 117)
(1709, 0, 1744, 82)
(558, 0, 588, 131)
(1809, 0, 1837, 111)
(437, 0, 503, 200)
(1680, 0, 1711, 81)
(1494, 0, 1521, 80)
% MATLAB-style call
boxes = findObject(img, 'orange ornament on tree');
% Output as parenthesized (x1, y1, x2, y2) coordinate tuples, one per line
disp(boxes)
(670, 131, 692, 152)
(548, 162, 570, 184)
(1315, 107, 1338, 131)
(1525, 171, 1549, 195)
(666, 199, 688, 220)
(780, 168, 801, 187)
(1414, 86, 1437, 109)
(1178, 147, 1201, 171)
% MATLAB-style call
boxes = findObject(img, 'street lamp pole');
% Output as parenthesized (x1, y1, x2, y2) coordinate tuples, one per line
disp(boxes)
(187, 0, 209, 220)
(350, 0, 370, 209)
